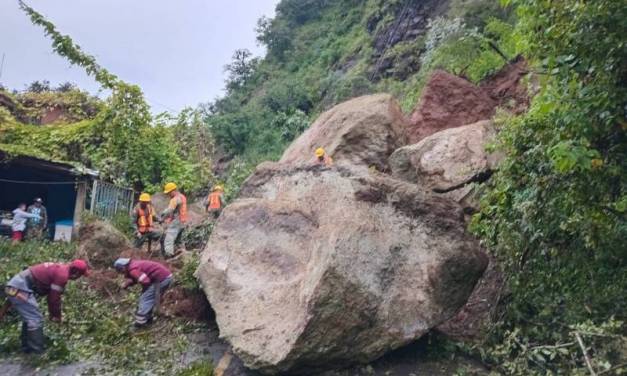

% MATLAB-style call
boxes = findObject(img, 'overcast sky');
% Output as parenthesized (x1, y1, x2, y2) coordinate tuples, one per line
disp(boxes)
(0, 0, 278, 113)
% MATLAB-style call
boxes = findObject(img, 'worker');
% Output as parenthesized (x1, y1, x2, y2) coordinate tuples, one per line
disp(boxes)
(205, 185, 226, 219)
(113, 258, 173, 328)
(12, 203, 41, 245)
(314, 147, 333, 166)
(131, 193, 162, 249)
(26, 198, 48, 240)
(160, 182, 187, 258)
(3, 260, 90, 353)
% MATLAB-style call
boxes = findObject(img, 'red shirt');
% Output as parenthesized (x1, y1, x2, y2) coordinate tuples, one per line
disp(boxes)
(125, 260, 171, 288)
(30, 262, 70, 320)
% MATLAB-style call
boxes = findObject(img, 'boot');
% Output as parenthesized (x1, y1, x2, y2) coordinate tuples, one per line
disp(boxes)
(20, 322, 29, 353)
(25, 327, 45, 354)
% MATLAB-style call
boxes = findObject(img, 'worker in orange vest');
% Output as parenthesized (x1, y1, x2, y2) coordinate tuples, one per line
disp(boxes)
(160, 182, 187, 258)
(131, 193, 162, 249)
(205, 185, 226, 219)
(314, 147, 333, 166)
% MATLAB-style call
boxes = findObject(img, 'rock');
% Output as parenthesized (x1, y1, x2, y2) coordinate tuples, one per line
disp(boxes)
(406, 70, 497, 144)
(436, 253, 505, 342)
(197, 163, 487, 374)
(280, 94, 409, 170)
(76, 219, 132, 268)
(389, 121, 500, 208)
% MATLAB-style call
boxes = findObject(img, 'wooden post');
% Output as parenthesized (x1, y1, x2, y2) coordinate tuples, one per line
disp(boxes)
(73, 181, 87, 239)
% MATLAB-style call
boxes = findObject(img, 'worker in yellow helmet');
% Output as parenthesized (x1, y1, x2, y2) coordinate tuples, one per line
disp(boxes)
(204, 185, 226, 219)
(131, 193, 162, 250)
(160, 183, 187, 258)
(314, 147, 333, 166)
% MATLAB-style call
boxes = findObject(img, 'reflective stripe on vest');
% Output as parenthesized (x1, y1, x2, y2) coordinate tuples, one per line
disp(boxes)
(208, 192, 222, 210)
(136, 205, 154, 233)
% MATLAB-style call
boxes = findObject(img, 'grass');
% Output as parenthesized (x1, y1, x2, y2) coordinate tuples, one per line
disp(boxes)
(0, 238, 212, 374)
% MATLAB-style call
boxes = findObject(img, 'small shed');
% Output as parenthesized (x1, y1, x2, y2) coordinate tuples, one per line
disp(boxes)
(0, 147, 131, 241)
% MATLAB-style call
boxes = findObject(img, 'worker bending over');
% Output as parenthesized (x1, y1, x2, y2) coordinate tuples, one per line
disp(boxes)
(205, 185, 226, 219)
(113, 258, 173, 328)
(3, 260, 90, 353)
(131, 193, 162, 249)
(160, 182, 187, 258)
(314, 147, 333, 166)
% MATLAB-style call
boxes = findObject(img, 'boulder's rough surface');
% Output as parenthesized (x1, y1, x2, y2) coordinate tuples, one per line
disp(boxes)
(280, 94, 409, 170)
(407, 70, 496, 144)
(436, 253, 505, 341)
(197, 163, 487, 374)
(389, 121, 500, 206)
(76, 219, 132, 268)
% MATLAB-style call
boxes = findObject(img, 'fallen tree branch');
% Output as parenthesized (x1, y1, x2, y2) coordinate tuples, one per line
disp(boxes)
(574, 332, 597, 376)
(598, 363, 627, 375)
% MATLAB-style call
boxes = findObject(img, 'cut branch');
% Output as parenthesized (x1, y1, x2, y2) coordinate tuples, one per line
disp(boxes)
(575, 332, 597, 376)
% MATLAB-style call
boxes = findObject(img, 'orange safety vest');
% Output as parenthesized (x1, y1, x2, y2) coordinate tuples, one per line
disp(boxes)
(176, 192, 188, 224)
(208, 192, 222, 210)
(136, 205, 154, 233)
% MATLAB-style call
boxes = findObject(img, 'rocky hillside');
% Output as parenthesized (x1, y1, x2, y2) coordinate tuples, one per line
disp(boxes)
(205, 0, 516, 164)
(197, 56, 528, 373)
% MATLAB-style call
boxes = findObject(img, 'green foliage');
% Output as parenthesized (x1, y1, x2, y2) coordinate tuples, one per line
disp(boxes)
(10, 2, 213, 193)
(176, 360, 214, 376)
(177, 253, 202, 291)
(0, 239, 203, 373)
(470, 0, 627, 374)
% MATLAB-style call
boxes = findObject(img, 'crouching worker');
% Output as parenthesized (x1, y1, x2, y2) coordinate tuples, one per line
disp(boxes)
(131, 193, 162, 250)
(113, 258, 173, 328)
(3, 260, 90, 353)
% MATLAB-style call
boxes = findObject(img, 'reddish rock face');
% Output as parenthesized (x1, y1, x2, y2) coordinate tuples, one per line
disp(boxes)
(407, 70, 497, 144)
(481, 56, 530, 115)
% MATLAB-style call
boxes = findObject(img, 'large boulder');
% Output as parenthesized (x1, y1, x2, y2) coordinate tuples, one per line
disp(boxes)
(76, 219, 132, 268)
(280, 94, 409, 170)
(389, 120, 501, 207)
(406, 70, 496, 144)
(197, 163, 488, 374)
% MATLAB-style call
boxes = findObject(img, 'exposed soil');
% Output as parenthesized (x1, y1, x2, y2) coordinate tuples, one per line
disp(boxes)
(406, 59, 531, 145)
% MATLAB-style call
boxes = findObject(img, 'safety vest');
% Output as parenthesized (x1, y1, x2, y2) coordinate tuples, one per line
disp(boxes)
(315, 155, 333, 166)
(171, 193, 188, 224)
(208, 192, 222, 210)
(136, 205, 154, 233)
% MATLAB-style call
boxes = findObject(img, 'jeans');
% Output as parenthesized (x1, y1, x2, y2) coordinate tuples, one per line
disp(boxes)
(135, 275, 172, 324)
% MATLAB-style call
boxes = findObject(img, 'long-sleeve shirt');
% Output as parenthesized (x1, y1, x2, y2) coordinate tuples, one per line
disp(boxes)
(29, 262, 70, 320)
(124, 260, 172, 289)
(160, 193, 187, 226)
(27, 205, 48, 228)
(12, 209, 41, 232)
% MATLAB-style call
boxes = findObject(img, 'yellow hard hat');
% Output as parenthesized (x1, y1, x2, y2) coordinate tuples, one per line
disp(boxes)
(213, 185, 224, 192)
(315, 147, 325, 157)
(163, 182, 177, 194)
(139, 193, 151, 202)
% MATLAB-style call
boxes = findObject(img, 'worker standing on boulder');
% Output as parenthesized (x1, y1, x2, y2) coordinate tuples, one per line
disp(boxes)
(131, 193, 162, 250)
(314, 147, 333, 166)
(205, 185, 226, 219)
(3, 260, 90, 353)
(160, 182, 187, 258)
(113, 258, 173, 328)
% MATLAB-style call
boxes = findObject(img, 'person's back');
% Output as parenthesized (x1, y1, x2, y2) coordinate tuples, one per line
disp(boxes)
(128, 259, 171, 284)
